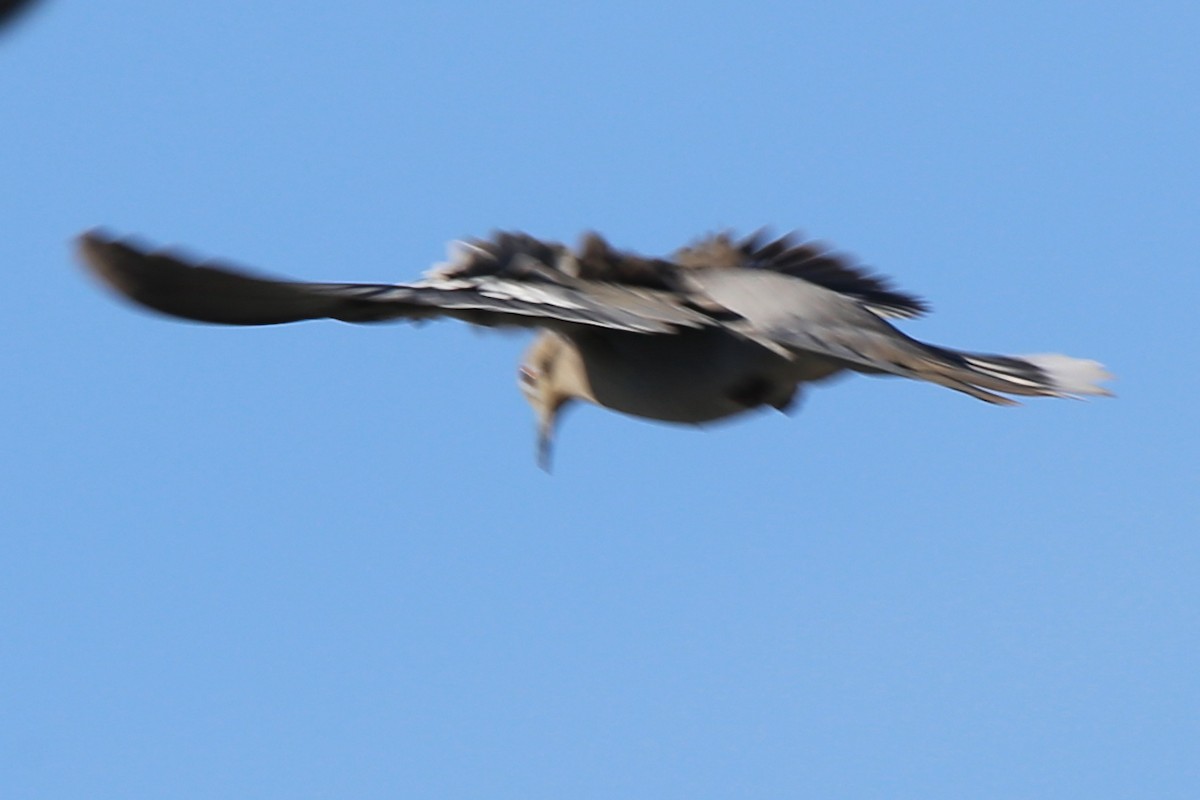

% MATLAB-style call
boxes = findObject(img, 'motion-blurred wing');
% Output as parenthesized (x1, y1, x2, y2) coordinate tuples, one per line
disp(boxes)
(673, 230, 929, 319)
(688, 267, 1111, 402)
(732, 230, 930, 319)
(77, 231, 711, 333)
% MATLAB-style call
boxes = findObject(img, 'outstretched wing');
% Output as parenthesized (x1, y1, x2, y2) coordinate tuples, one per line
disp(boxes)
(686, 266, 1111, 402)
(76, 230, 711, 334)
(673, 231, 929, 319)
(734, 231, 930, 319)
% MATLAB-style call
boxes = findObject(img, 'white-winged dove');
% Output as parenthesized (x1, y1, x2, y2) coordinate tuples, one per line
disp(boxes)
(77, 229, 1112, 468)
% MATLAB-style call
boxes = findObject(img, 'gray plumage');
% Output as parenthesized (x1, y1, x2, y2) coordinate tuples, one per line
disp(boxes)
(77, 229, 1112, 468)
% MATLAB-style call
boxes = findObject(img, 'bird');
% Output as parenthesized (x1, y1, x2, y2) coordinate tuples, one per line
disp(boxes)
(76, 228, 1112, 468)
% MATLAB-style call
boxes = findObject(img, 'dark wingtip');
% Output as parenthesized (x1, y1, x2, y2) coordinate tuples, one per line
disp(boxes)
(75, 228, 146, 295)
(73, 229, 282, 324)
(75, 227, 111, 264)
(74, 229, 361, 326)
(74, 228, 194, 315)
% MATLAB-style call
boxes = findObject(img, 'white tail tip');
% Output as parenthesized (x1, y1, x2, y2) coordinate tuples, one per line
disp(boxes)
(1020, 353, 1114, 398)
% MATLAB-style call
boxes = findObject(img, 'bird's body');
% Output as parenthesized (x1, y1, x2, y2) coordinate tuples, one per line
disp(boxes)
(588, 327, 802, 422)
(536, 326, 825, 424)
(77, 228, 1111, 466)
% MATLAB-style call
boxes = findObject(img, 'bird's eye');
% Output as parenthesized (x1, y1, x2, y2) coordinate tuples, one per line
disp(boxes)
(518, 365, 538, 386)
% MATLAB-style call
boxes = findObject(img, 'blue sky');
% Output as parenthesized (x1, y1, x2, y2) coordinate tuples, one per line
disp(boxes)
(3, 2, 1197, 797)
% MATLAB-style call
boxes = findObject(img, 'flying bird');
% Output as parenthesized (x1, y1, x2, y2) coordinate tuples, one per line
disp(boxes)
(77, 229, 1111, 467)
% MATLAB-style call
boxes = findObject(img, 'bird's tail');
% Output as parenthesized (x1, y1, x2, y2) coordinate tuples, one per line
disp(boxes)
(913, 345, 1114, 404)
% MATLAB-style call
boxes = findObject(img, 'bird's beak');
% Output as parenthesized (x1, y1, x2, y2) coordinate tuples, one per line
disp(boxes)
(536, 422, 554, 472)
(533, 399, 570, 473)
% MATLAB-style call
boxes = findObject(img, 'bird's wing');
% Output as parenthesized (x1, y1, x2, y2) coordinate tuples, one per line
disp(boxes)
(76, 230, 712, 333)
(673, 231, 929, 319)
(685, 267, 1110, 402)
(731, 230, 930, 318)
(686, 266, 937, 371)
